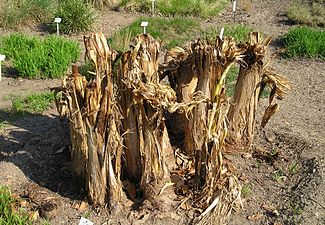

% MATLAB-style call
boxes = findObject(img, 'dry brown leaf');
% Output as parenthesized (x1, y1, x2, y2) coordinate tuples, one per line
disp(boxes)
(261, 202, 276, 211)
(261, 104, 279, 128)
(247, 213, 263, 221)
(29, 210, 39, 221)
(20, 200, 29, 208)
(274, 222, 283, 225)
(79, 201, 88, 212)
(44, 196, 56, 201)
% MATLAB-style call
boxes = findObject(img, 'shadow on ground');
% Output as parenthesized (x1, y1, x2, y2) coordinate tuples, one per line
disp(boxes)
(0, 110, 85, 200)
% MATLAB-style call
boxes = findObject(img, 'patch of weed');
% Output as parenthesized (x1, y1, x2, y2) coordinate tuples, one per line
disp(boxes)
(0, 185, 32, 225)
(109, 17, 200, 50)
(204, 24, 253, 43)
(288, 161, 299, 176)
(0, 33, 80, 78)
(0, 0, 57, 29)
(273, 169, 286, 182)
(119, 0, 227, 18)
(282, 27, 325, 59)
(54, 0, 96, 34)
(12, 92, 55, 114)
(241, 183, 251, 198)
(225, 66, 239, 97)
(288, 1, 325, 27)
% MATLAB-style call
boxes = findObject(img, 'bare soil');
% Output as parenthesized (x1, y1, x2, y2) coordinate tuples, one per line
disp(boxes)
(0, 0, 324, 224)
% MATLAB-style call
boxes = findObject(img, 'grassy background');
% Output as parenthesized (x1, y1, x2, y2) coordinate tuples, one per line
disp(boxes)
(0, 34, 80, 78)
(119, 0, 228, 18)
(0, 0, 96, 33)
(0, 186, 32, 225)
(0, 0, 57, 29)
(287, 0, 325, 27)
(108, 17, 200, 50)
(109, 19, 253, 51)
(282, 27, 325, 59)
(204, 24, 253, 42)
(11, 92, 55, 114)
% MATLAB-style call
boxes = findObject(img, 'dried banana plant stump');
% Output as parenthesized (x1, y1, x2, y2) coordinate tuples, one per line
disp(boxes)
(54, 31, 290, 224)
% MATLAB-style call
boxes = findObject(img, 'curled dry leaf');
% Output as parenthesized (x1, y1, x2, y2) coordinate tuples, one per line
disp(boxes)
(247, 213, 263, 221)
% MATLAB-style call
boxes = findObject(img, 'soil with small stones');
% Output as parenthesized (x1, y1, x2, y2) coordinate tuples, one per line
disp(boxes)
(0, 0, 324, 224)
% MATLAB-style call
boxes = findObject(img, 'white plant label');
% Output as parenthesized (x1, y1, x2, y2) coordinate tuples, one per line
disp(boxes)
(141, 21, 149, 34)
(232, 0, 237, 12)
(54, 17, 62, 23)
(152, 0, 156, 14)
(54, 17, 62, 35)
(78, 217, 94, 225)
(220, 27, 225, 40)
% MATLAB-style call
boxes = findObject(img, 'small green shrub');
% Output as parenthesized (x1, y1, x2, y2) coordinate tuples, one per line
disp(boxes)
(119, 0, 227, 18)
(12, 92, 55, 113)
(288, 1, 325, 26)
(109, 17, 200, 50)
(0, 33, 80, 78)
(282, 27, 325, 59)
(0, 0, 57, 29)
(0, 186, 32, 225)
(55, 0, 96, 34)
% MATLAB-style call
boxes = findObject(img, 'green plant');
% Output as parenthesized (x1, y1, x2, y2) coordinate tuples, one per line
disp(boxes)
(119, 0, 227, 18)
(0, 0, 57, 29)
(282, 27, 325, 59)
(55, 0, 96, 34)
(12, 92, 55, 114)
(289, 202, 303, 216)
(225, 66, 239, 97)
(0, 33, 80, 78)
(0, 186, 32, 225)
(241, 183, 251, 198)
(85, 0, 118, 8)
(288, 161, 299, 176)
(270, 147, 278, 156)
(109, 17, 200, 50)
(273, 170, 286, 182)
(204, 24, 253, 43)
(288, 1, 325, 26)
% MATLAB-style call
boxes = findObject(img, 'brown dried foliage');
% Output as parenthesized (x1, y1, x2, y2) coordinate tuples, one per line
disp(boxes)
(54, 32, 290, 223)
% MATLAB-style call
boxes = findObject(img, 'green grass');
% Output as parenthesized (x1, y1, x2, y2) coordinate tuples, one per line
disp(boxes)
(108, 17, 200, 50)
(288, 161, 299, 176)
(241, 183, 251, 198)
(0, 186, 32, 225)
(0, 0, 57, 29)
(225, 66, 239, 97)
(204, 24, 253, 43)
(54, 0, 96, 34)
(273, 170, 286, 182)
(282, 27, 325, 59)
(288, 1, 325, 27)
(0, 33, 80, 78)
(119, 0, 228, 18)
(11, 92, 55, 114)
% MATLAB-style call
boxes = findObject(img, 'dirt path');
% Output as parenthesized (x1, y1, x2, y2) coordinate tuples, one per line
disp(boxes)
(0, 0, 324, 224)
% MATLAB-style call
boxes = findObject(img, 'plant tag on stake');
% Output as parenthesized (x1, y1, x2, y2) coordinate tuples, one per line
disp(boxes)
(0, 54, 5, 81)
(232, 0, 237, 22)
(220, 27, 225, 40)
(54, 17, 62, 35)
(141, 21, 149, 34)
(152, 0, 156, 15)
(78, 217, 93, 225)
